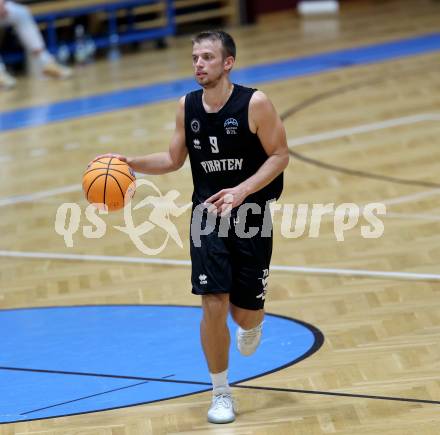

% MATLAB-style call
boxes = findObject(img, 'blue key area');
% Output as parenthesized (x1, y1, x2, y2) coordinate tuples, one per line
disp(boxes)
(1, 33, 440, 132)
(0, 305, 323, 424)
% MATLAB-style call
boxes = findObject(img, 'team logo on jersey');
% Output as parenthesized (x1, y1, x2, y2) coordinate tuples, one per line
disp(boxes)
(191, 119, 201, 133)
(193, 139, 201, 149)
(256, 269, 269, 300)
(224, 118, 238, 135)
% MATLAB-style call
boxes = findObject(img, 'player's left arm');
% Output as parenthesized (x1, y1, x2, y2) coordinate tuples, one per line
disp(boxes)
(206, 91, 289, 213)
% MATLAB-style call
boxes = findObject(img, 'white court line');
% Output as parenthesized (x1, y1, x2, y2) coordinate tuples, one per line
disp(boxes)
(380, 189, 440, 206)
(0, 250, 190, 267)
(1, 250, 440, 281)
(310, 209, 440, 222)
(288, 113, 440, 147)
(0, 184, 81, 208)
(1, 185, 439, 221)
(0, 155, 12, 163)
(0, 174, 146, 208)
(64, 143, 81, 151)
(30, 148, 48, 158)
(384, 212, 440, 221)
(1, 113, 439, 212)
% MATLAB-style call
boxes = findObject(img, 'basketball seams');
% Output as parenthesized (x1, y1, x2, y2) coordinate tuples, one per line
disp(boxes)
(107, 174, 126, 202)
(85, 173, 106, 201)
(112, 168, 135, 182)
(84, 167, 135, 182)
(103, 157, 113, 207)
(83, 168, 108, 177)
(83, 157, 136, 211)
(94, 159, 127, 165)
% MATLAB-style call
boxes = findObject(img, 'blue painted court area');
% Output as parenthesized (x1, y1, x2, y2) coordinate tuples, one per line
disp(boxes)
(1, 33, 440, 132)
(0, 305, 322, 424)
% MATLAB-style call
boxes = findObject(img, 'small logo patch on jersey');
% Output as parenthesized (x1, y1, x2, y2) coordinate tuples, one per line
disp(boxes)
(191, 119, 201, 133)
(256, 269, 269, 300)
(199, 274, 207, 285)
(193, 139, 201, 149)
(224, 118, 238, 135)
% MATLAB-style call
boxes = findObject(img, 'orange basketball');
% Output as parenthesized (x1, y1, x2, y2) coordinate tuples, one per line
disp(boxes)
(82, 157, 136, 211)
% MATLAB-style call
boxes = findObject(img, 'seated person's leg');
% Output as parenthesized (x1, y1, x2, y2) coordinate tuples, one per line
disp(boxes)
(3, 1, 72, 79)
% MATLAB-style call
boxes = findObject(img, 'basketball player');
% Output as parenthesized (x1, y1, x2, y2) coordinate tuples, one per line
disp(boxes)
(0, 0, 72, 89)
(95, 30, 289, 424)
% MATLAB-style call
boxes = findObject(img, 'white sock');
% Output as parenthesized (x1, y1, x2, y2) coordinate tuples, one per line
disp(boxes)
(210, 369, 230, 394)
(240, 320, 263, 332)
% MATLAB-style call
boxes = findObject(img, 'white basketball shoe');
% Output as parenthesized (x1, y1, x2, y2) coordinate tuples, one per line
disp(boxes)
(236, 322, 263, 356)
(207, 388, 236, 424)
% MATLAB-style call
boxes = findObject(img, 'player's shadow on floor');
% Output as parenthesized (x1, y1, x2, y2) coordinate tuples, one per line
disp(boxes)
(234, 390, 298, 418)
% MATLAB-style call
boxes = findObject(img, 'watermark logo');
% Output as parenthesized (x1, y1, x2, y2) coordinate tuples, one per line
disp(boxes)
(55, 179, 386, 255)
(54, 179, 191, 255)
(273, 202, 386, 241)
(114, 179, 191, 255)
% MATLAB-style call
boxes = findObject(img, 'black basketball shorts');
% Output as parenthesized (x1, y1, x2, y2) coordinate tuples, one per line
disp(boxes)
(190, 206, 273, 310)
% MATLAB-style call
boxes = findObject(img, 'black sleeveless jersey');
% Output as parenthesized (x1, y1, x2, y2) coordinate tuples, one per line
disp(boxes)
(184, 84, 283, 206)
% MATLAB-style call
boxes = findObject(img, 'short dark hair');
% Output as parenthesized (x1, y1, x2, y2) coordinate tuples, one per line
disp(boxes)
(192, 30, 236, 59)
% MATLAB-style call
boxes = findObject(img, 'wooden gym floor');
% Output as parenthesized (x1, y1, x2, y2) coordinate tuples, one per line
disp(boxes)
(1, 0, 440, 433)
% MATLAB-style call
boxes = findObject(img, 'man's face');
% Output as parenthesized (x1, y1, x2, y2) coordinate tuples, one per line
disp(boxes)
(192, 39, 233, 88)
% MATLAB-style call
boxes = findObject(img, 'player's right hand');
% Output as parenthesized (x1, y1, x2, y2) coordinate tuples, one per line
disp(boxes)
(92, 153, 128, 163)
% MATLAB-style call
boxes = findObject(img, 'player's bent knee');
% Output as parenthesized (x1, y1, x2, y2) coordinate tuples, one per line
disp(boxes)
(6, 3, 31, 23)
(230, 303, 264, 328)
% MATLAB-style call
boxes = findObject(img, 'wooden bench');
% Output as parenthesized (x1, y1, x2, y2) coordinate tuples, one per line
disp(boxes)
(174, 0, 239, 26)
(29, 0, 175, 53)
